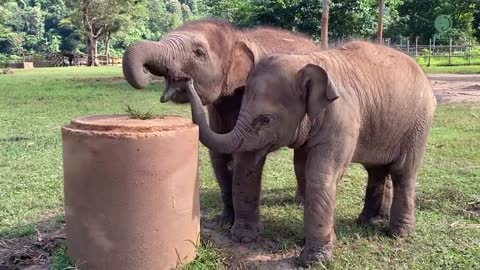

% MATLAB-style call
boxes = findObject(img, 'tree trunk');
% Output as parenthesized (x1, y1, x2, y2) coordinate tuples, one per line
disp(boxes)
(377, 0, 384, 44)
(321, 0, 329, 49)
(105, 33, 111, 65)
(88, 35, 98, 67)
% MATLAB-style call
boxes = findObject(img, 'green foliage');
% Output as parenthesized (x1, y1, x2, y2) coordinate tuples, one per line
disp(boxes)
(51, 245, 74, 270)
(125, 105, 155, 120)
(199, 0, 475, 43)
(0, 0, 201, 60)
(473, 2, 480, 41)
(0, 0, 479, 60)
(392, 0, 477, 44)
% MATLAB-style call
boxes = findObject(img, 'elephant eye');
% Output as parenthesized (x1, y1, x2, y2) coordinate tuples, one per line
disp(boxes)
(193, 47, 206, 58)
(255, 115, 273, 127)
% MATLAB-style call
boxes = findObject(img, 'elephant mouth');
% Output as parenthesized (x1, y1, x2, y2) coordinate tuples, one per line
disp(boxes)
(253, 144, 279, 166)
(160, 75, 190, 103)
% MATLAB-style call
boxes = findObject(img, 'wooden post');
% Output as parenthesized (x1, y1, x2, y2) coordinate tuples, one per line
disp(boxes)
(407, 39, 410, 55)
(377, 0, 384, 44)
(428, 38, 432, 67)
(321, 0, 329, 49)
(448, 38, 452, 65)
(415, 36, 419, 57)
(469, 38, 472, 66)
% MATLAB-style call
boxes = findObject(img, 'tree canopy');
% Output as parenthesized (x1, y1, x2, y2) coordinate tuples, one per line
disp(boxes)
(0, 0, 478, 62)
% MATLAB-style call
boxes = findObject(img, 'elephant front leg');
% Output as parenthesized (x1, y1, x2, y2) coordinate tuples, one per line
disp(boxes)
(209, 150, 235, 226)
(294, 148, 307, 204)
(230, 151, 266, 243)
(357, 166, 393, 227)
(299, 149, 350, 266)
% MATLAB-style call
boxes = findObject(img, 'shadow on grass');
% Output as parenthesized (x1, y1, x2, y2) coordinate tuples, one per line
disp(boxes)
(200, 187, 386, 250)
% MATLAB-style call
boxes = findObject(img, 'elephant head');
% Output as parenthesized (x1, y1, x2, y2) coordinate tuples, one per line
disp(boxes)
(122, 19, 257, 105)
(185, 55, 339, 158)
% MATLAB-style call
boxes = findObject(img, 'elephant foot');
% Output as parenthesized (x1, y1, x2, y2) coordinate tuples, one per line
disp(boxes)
(356, 212, 389, 227)
(294, 189, 305, 205)
(387, 223, 414, 238)
(298, 242, 333, 267)
(218, 208, 235, 227)
(230, 220, 264, 243)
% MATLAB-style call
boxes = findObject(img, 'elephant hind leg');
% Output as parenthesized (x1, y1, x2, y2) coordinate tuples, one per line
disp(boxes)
(294, 147, 307, 204)
(357, 165, 393, 227)
(387, 115, 431, 237)
(387, 167, 417, 237)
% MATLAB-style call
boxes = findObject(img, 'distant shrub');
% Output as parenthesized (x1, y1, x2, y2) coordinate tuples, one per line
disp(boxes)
(470, 46, 480, 56)
(0, 54, 22, 67)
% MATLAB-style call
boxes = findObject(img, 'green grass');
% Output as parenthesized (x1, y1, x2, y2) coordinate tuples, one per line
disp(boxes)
(414, 56, 480, 74)
(52, 245, 76, 270)
(1, 67, 479, 269)
(421, 65, 480, 74)
(416, 56, 480, 67)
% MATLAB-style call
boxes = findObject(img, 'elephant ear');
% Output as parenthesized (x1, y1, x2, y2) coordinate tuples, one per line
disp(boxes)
(226, 41, 256, 91)
(297, 64, 339, 121)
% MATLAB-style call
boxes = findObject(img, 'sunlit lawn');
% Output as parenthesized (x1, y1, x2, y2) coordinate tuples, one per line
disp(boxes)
(0, 67, 478, 269)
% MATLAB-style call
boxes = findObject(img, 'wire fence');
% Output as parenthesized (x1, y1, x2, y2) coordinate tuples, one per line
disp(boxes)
(0, 52, 122, 68)
(2, 38, 480, 69)
(330, 37, 480, 67)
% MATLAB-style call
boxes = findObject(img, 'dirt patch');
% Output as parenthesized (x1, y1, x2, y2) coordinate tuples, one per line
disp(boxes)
(201, 220, 300, 270)
(458, 200, 480, 221)
(0, 219, 299, 270)
(416, 187, 466, 211)
(429, 74, 480, 104)
(0, 223, 65, 270)
(0, 137, 30, 143)
(73, 76, 126, 83)
(73, 75, 166, 84)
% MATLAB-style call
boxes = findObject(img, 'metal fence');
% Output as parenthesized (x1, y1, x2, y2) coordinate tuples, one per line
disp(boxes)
(0, 52, 122, 68)
(2, 39, 480, 68)
(330, 37, 480, 66)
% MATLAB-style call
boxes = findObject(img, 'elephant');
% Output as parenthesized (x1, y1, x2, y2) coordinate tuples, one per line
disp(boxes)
(184, 41, 437, 266)
(122, 19, 328, 233)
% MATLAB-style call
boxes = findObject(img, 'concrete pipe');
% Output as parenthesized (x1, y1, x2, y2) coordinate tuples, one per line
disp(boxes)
(62, 115, 200, 270)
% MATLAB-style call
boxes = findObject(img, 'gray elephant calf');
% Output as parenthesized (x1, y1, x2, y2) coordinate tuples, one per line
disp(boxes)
(185, 41, 437, 266)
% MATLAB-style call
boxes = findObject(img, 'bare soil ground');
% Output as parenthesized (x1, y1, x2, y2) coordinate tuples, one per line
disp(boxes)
(429, 74, 480, 104)
(202, 220, 301, 270)
(0, 222, 65, 270)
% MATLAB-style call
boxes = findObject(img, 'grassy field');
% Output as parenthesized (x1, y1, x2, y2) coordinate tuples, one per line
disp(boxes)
(0, 67, 479, 269)
(421, 64, 480, 74)
(415, 55, 480, 67)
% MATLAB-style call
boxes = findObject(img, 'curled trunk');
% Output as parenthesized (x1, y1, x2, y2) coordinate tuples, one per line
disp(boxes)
(185, 80, 243, 154)
(122, 40, 171, 89)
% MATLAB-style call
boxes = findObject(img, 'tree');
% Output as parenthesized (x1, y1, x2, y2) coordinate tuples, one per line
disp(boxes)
(66, 0, 144, 66)
(473, 2, 480, 42)
(321, 0, 329, 49)
(392, 0, 477, 44)
(377, 0, 384, 43)
(101, 1, 146, 64)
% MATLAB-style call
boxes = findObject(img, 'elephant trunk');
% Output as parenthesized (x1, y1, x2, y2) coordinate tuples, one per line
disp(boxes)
(122, 40, 172, 89)
(185, 80, 244, 154)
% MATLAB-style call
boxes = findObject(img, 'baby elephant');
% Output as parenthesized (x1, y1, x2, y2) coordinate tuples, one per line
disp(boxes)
(186, 41, 436, 266)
